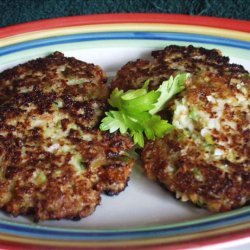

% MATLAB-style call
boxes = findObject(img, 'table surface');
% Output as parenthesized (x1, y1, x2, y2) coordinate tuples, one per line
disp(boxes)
(0, 0, 249, 27)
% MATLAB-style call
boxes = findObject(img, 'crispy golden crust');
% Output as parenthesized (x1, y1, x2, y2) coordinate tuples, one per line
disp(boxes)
(111, 45, 247, 91)
(0, 52, 110, 129)
(0, 53, 135, 221)
(0, 52, 107, 103)
(142, 128, 249, 212)
(112, 45, 249, 212)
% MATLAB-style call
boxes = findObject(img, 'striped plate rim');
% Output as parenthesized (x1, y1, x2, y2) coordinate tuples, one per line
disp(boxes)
(0, 13, 249, 249)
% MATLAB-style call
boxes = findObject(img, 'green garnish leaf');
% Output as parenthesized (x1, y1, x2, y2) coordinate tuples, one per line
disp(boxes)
(121, 88, 147, 100)
(99, 111, 128, 134)
(131, 130, 145, 147)
(108, 88, 124, 109)
(100, 73, 190, 147)
(146, 115, 174, 138)
(150, 73, 190, 115)
(122, 91, 160, 113)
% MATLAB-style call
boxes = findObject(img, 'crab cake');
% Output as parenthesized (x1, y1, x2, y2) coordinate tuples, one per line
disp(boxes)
(142, 72, 250, 212)
(0, 53, 135, 221)
(112, 45, 250, 212)
(0, 51, 108, 129)
(111, 45, 247, 91)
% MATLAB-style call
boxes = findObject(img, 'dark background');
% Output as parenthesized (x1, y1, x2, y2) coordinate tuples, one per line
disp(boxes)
(1, 0, 250, 27)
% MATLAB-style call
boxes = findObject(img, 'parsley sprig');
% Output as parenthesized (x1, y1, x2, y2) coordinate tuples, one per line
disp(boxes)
(100, 73, 190, 147)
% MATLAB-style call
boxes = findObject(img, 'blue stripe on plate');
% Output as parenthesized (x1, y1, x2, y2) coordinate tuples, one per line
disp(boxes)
(0, 210, 249, 240)
(0, 32, 250, 56)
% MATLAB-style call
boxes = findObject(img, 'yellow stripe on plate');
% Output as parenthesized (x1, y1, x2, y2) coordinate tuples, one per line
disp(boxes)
(0, 221, 249, 248)
(1, 23, 250, 47)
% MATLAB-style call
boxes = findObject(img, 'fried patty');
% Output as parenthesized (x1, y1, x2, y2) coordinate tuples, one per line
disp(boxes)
(111, 45, 247, 91)
(0, 52, 135, 221)
(0, 52, 108, 128)
(112, 45, 250, 212)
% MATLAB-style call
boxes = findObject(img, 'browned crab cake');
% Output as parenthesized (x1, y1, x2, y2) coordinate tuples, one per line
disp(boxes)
(0, 52, 108, 128)
(112, 45, 250, 212)
(142, 49, 250, 212)
(0, 53, 135, 221)
(111, 45, 247, 91)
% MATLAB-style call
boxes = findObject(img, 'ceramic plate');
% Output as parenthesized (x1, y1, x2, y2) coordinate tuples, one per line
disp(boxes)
(0, 14, 249, 249)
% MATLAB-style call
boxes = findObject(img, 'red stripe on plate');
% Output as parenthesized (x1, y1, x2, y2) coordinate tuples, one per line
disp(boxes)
(154, 227, 250, 250)
(0, 227, 249, 249)
(0, 14, 250, 39)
